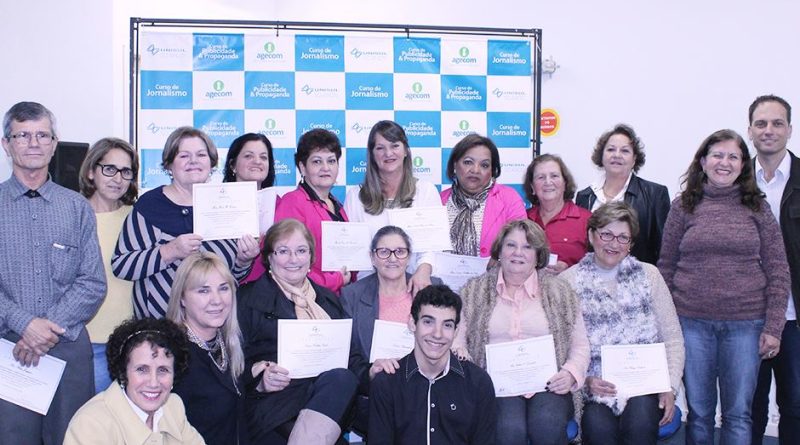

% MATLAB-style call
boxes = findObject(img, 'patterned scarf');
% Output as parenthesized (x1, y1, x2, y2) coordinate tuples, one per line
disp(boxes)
(575, 253, 660, 414)
(269, 271, 330, 320)
(449, 179, 493, 256)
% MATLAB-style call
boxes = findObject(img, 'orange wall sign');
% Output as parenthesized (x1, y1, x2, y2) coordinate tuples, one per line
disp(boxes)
(540, 108, 560, 137)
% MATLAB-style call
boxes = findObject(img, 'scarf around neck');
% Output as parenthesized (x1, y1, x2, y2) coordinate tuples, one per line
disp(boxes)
(270, 271, 330, 320)
(449, 179, 493, 256)
(575, 253, 660, 414)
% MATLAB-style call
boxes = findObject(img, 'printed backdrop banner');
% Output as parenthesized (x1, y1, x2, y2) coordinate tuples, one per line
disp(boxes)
(137, 30, 535, 201)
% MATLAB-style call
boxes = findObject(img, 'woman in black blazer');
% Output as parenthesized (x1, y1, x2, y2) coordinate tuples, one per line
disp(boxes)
(575, 124, 670, 264)
(237, 219, 365, 445)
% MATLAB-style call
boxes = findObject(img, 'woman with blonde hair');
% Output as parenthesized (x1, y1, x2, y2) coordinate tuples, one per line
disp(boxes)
(344, 120, 443, 293)
(167, 251, 248, 445)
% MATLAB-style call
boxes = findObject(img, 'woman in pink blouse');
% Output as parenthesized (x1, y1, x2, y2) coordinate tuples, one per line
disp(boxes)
(454, 219, 590, 444)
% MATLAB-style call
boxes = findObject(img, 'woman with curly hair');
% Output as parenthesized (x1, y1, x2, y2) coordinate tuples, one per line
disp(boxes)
(576, 124, 670, 265)
(64, 317, 204, 444)
(658, 129, 790, 444)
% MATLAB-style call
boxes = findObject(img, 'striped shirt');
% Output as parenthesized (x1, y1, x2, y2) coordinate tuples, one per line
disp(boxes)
(112, 186, 248, 318)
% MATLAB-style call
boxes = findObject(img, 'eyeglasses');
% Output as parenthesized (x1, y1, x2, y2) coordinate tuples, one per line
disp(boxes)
(596, 231, 632, 244)
(271, 247, 310, 258)
(373, 247, 410, 259)
(96, 163, 135, 180)
(8, 131, 55, 147)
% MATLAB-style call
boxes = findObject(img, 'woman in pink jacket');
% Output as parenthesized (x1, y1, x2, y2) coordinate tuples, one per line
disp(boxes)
(441, 134, 526, 258)
(274, 128, 353, 294)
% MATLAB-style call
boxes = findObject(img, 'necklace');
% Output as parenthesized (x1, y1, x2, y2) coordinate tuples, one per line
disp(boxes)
(185, 325, 228, 372)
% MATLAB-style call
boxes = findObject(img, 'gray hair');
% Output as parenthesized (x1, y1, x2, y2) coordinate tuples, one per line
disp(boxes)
(3, 102, 58, 139)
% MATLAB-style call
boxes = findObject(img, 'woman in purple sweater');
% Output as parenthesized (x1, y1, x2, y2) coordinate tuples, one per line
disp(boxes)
(658, 129, 790, 445)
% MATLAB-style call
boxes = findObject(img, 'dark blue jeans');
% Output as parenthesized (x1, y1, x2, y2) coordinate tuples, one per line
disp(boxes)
(496, 391, 572, 445)
(581, 395, 661, 445)
(680, 316, 762, 445)
(752, 320, 800, 445)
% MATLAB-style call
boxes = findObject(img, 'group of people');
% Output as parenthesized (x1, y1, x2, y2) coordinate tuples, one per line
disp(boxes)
(0, 93, 795, 445)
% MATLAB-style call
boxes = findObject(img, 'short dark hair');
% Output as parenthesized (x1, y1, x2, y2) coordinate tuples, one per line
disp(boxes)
(106, 318, 189, 387)
(748, 95, 792, 125)
(523, 153, 578, 206)
(591, 124, 646, 173)
(446, 134, 501, 183)
(410, 284, 462, 326)
(3, 101, 57, 139)
(295, 128, 342, 167)
(223, 133, 275, 188)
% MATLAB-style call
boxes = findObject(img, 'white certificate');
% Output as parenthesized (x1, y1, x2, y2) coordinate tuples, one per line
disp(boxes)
(431, 252, 490, 291)
(601, 343, 671, 398)
(277, 319, 353, 379)
(321, 221, 373, 271)
(369, 320, 415, 362)
(485, 335, 558, 397)
(0, 339, 66, 415)
(258, 187, 278, 236)
(387, 206, 452, 252)
(193, 182, 259, 241)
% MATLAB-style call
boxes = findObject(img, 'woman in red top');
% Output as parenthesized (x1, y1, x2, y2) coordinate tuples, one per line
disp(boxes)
(525, 154, 592, 273)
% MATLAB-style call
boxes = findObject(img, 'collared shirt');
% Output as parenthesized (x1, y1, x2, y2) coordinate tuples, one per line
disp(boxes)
(369, 351, 497, 445)
(528, 201, 592, 267)
(123, 387, 165, 432)
(0, 175, 106, 340)
(489, 269, 589, 389)
(756, 152, 796, 320)
(589, 171, 633, 211)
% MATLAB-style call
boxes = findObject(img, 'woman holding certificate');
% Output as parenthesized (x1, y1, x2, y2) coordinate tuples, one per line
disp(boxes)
(560, 202, 684, 445)
(344, 120, 443, 293)
(237, 219, 360, 444)
(440, 134, 526, 258)
(223, 133, 277, 286)
(64, 318, 204, 445)
(455, 219, 590, 445)
(167, 251, 248, 445)
(524, 154, 592, 272)
(112, 126, 260, 318)
(658, 130, 790, 444)
(274, 128, 353, 294)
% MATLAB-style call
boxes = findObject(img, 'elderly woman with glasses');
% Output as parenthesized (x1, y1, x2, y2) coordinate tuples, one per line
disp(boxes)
(454, 219, 590, 444)
(560, 202, 684, 445)
(237, 218, 364, 444)
(341, 226, 444, 436)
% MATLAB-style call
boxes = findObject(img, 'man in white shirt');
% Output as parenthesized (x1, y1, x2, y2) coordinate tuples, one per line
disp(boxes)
(749, 94, 799, 445)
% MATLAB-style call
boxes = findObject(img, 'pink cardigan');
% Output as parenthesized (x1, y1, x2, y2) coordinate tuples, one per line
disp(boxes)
(440, 184, 527, 257)
(241, 187, 352, 294)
